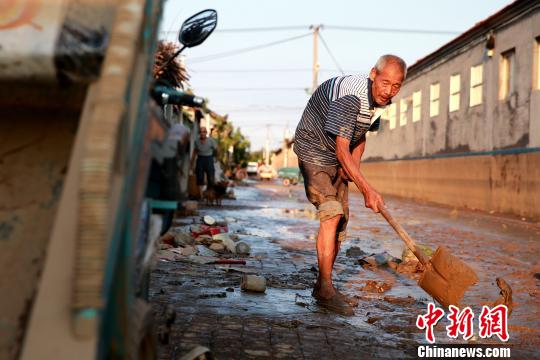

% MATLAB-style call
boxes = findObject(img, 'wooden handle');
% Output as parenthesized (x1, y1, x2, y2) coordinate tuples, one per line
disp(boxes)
(380, 206, 429, 266)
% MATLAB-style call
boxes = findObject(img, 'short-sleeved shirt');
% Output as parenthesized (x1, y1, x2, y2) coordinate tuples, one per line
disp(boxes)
(294, 75, 387, 166)
(195, 137, 217, 157)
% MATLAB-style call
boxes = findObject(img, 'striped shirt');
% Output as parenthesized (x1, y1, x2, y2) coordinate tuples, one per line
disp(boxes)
(294, 75, 387, 166)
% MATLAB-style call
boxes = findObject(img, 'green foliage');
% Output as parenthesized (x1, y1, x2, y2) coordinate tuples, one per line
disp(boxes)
(212, 117, 251, 168)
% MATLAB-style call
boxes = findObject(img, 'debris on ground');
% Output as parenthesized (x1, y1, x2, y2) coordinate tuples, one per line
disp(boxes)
(196, 245, 219, 257)
(395, 260, 424, 274)
(179, 345, 214, 360)
(401, 244, 433, 262)
(367, 316, 384, 324)
(361, 280, 392, 293)
(383, 295, 416, 306)
(493, 277, 513, 316)
(203, 215, 216, 225)
(358, 252, 401, 270)
(235, 241, 251, 255)
(345, 246, 368, 258)
(199, 292, 227, 299)
(241, 274, 266, 292)
(173, 232, 195, 246)
(209, 243, 225, 252)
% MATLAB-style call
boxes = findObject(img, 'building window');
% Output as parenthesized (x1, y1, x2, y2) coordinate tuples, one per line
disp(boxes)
(430, 82, 440, 117)
(470, 64, 483, 107)
(449, 74, 460, 112)
(399, 98, 408, 126)
(534, 36, 540, 90)
(412, 91, 422, 122)
(499, 48, 515, 100)
(383, 103, 397, 130)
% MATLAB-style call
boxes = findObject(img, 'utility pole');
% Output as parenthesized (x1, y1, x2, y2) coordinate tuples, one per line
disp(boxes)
(283, 126, 290, 168)
(310, 25, 322, 93)
(265, 124, 270, 166)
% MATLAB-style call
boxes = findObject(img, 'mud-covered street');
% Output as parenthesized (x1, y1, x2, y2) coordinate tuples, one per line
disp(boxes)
(150, 182, 540, 359)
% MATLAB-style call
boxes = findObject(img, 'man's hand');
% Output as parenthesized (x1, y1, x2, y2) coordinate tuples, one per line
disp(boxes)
(362, 184, 384, 213)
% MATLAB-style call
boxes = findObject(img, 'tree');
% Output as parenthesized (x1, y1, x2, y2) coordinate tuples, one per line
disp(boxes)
(211, 116, 251, 169)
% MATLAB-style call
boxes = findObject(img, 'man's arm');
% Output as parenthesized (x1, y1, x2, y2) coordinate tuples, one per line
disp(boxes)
(351, 137, 366, 168)
(190, 148, 198, 170)
(336, 135, 384, 213)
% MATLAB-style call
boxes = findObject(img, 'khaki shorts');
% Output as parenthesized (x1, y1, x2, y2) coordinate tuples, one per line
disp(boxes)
(299, 160, 349, 241)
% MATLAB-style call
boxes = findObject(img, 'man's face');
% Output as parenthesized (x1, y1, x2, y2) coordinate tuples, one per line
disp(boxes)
(369, 63, 405, 106)
(200, 127, 208, 139)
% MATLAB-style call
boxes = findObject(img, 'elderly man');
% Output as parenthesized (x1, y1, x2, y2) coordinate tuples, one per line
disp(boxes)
(294, 54, 406, 315)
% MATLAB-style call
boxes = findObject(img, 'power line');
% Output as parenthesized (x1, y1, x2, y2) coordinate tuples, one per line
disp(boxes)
(188, 32, 311, 63)
(161, 25, 309, 35)
(324, 25, 460, 35)
(218, 106, 304, 112)
(188, 68, 364, 73)
(195, 87, 307, 92)
(318, 33, 345, 76)
(161, 25, 460, 36)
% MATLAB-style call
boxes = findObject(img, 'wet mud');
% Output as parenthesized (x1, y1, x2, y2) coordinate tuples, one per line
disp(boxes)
(150, 181, 540, 359)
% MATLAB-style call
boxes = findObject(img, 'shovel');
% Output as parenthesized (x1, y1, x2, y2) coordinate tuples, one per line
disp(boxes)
(380, 206, 478, 308)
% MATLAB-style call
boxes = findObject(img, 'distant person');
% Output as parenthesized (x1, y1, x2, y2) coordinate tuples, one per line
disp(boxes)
(191, 126, 218, 197)
(294, 54, 407, 315)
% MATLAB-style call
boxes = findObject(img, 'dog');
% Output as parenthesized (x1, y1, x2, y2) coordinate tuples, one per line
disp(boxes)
(202, 181, 228, 206)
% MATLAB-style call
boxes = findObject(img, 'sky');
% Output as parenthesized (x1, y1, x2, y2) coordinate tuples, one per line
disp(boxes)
(159, 0, 513, 151)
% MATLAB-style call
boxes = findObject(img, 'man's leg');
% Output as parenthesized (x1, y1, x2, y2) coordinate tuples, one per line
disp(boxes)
(316, 214, 341, 299)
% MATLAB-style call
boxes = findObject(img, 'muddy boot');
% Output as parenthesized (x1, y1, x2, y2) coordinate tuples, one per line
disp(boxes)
(316, 294, 354, 316)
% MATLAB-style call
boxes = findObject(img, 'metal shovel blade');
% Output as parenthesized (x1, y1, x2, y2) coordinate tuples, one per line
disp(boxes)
(418, 246, 478, 308)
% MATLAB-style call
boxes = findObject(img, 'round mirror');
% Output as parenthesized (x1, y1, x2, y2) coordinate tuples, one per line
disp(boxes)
(179, 9, 218, 48)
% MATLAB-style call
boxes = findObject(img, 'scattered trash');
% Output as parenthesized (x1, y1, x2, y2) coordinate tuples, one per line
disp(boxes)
(192, 224, 228, 238)
(160, 232, 175, 246)
(171, 246, 196, 256)
(174, 232, 195, 247)
(401, 244, 433, 262)
(367, 316, 384, 324)
(179, 345, 214, 360)
(196, 245, 219, 257)
(183, 255, 220, 265)
(241, 274, 267, 293)
(198, 292, 227, 299)
(213, 233, 237, 253)
(203, 215, 216, 225)
(157, 249, 178, 262)
(358, 252, 401, 269)
(395, 260, 423, 274)
(160, 243, 173, 250)
(361, 280, 392, 293)
(235, 241, 251, 255)
(195, 235, 213, 245)
(209, 243, 225, 252)
(493, 277, 513, 316)
(224, 216, 236, 223)
(345, 246, 367, 258)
